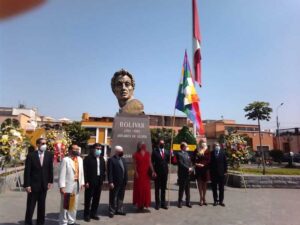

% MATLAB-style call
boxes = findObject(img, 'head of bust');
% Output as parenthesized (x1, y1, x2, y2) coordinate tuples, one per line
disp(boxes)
(111, 69, 135, 108)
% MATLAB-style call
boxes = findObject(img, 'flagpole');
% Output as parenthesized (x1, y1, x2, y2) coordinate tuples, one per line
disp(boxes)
(167, 107, 177, 207)
(167, 57, 185, 207)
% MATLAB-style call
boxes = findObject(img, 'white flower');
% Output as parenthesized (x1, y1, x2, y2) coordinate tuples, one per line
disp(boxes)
(2, 134, 9, 141)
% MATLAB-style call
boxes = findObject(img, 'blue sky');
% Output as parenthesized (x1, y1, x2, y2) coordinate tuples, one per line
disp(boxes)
(1, 0, 300, 131)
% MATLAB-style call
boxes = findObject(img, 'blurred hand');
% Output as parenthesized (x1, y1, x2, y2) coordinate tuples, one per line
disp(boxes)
(188, 168, 193, 173)
(60, 188, 65, 194)
(109, 183, 114, 190)
(25, 187, 31, 193)
(47, 183, 52, 190)
(152, 172, 157, 178)
(85, 183, 89, 189)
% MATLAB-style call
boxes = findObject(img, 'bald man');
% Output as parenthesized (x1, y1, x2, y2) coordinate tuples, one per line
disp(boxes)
(107, 146, 128, 218)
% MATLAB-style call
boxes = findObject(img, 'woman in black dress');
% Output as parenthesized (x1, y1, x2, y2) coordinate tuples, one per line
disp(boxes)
(192, 141, 211, 206)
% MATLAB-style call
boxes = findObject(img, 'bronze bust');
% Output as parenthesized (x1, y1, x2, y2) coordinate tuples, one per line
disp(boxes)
(111, 69, 144, 115)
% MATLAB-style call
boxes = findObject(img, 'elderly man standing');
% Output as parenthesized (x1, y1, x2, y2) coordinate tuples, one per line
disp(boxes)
(107, 146, 128, 218)
(58, 144, 85, 225)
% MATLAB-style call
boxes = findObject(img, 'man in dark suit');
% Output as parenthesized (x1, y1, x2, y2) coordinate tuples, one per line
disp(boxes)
(107, 145, 128, 218)
(83, 143, 106, 222)
(24, 138, 53, 225)
(210, 142, 228, 207)
(176, 142, 193, 208)
(151, 140, 170, 210)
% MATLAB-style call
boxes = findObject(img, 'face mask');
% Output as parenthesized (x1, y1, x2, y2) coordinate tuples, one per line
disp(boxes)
(119, 152, 124, 157)
(159, 144, 164, 149)
(72, 150, 80, 156)
(95, 149, 102, 157)
(40, 144, 47, 152)
(215, 146, 221, 151)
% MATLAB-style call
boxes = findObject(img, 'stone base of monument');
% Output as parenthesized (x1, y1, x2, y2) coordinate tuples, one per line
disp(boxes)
(111, 113, 153, 181)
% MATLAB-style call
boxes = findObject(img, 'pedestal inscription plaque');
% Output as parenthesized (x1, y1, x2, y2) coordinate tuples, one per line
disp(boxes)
(111, 114, 152, 180)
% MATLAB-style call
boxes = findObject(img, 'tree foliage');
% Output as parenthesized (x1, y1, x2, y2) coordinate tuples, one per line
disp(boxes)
(1, 118, 20, 129)
(63, 122, 91, 149)
(173, 126, 197, 145)
(244, 101, 272, 121)
(151, 128, 175, 150)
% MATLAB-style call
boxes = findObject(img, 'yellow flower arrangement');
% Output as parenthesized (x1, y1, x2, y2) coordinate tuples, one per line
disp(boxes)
(0, 125, 30, 167)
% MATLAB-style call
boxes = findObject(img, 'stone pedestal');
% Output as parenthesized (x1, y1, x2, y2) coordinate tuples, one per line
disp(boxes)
(111, 113, 152, 180)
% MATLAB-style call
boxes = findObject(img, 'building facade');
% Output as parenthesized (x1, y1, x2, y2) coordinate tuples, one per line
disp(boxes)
(204, 119, 274, 151)
(275, 128, 300, 153)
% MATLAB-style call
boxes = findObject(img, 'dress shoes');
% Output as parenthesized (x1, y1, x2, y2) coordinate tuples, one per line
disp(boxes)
(84, 216, 90, 222)
(90, 215, 100, 220)
(161, 205, 168, 210)
(186, 203, 192, 208)
(116, 211, 126, 216)
(177, 202, 182, 208)
(109, 213, 114, 218)
(213, 202, 218, 206)
(219, 202, 226, 207)
(155, 205, 159, 210)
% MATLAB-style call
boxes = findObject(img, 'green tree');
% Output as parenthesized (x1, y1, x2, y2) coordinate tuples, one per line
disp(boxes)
(151, 128, 175, 150)
(1, 118, 20, 129)
(244, 101, 272, 175)
(63, 122, 91, 150)
(173, 126, 197, 145)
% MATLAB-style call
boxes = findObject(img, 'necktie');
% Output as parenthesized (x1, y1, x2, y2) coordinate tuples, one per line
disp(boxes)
(161, 149, 164, 159)
(39, 152, 44, 166)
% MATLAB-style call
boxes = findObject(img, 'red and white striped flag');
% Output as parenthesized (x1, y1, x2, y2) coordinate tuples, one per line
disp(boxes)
(192, 0, 202, 87)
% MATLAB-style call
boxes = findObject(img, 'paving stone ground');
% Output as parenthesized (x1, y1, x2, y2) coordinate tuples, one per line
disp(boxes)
(0, 174, 299, 225)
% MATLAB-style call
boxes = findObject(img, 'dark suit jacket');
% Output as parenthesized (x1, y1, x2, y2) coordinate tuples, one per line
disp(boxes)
(107, 155, 128, 186)
(23, 150, 54, 192)
(84, 154, 106, 187)
(176, 151, 192, 180)
(210, 150, 228, 177)
(151, 148, 170, 176)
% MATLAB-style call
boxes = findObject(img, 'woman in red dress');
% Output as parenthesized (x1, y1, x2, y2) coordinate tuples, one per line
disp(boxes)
(133, 142, 156, 211)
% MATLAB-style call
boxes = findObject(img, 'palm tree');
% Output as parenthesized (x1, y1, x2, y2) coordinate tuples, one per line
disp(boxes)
(244, 101, 272, 175)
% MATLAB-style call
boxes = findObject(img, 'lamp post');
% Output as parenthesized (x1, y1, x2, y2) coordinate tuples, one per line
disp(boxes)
(276, 103, 284, 150)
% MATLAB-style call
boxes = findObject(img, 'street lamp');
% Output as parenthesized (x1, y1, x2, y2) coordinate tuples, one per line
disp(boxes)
(276, 102, 284, 150)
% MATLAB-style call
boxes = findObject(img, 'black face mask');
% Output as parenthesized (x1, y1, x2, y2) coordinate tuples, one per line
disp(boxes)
(119, 152, 124, 157)
(72, 151, 80, 156)
(159, 144, 165, 149)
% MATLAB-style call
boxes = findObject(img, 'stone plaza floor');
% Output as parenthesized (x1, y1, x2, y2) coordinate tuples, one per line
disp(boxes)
(0, 174, 299, 225)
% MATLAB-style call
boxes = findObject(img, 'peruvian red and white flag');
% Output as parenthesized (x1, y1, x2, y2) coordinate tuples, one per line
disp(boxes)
(193, 0, 202, 87)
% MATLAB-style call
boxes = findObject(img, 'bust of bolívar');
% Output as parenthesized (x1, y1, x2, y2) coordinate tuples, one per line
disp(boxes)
(111, 69, 144, 115)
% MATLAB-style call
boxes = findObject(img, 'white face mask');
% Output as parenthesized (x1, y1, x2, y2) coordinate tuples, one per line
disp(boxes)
(201, 143, 207, 149)
(40, 144, 47, 152)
